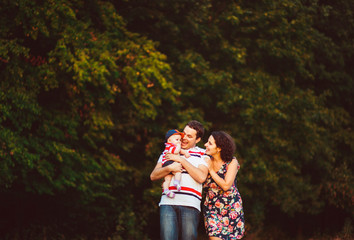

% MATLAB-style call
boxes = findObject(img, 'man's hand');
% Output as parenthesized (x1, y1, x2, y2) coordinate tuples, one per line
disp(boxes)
(168, 162, 183, 172)
(150, 161, 182, 181)
(165, 153, 184, 163)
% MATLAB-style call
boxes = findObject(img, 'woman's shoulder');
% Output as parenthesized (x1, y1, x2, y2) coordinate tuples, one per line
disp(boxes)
(226, 157, 240, 169)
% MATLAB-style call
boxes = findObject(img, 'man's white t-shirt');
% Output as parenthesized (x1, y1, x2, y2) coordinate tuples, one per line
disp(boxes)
(158, 146, 207, 211)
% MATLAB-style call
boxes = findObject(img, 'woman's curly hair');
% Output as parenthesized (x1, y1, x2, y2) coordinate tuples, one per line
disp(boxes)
(211, 131, 236, 162)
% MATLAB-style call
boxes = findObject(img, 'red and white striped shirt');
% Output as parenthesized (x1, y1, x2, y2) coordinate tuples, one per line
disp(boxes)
(161, 142, 181, 165)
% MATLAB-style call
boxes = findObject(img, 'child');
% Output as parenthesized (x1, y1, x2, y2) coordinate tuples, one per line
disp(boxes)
(161, 129, 190, 198)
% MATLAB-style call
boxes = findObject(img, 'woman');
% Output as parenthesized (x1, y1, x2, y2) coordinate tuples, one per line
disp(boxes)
(203, 131, 245, 240)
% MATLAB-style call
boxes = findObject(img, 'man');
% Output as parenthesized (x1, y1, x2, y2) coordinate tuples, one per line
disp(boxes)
(150, 120, 209, 240)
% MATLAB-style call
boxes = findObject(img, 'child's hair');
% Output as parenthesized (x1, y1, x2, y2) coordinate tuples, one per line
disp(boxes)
(211, 131, 236, 162)
(186, 120, 204, 140)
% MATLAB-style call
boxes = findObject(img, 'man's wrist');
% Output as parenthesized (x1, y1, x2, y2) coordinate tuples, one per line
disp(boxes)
(165, 164, 173, 172)
(178, 156, 186, 164)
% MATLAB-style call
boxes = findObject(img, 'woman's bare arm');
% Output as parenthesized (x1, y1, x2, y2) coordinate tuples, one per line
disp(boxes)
(209, 158, 239, 191)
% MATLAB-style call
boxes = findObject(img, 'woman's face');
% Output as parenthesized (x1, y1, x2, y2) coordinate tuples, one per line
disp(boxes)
(204, 135, 221, 156)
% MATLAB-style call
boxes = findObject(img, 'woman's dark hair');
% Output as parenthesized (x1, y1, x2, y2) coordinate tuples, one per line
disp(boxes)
(211, 131, 236, 162)
(187, 120, 204, 140)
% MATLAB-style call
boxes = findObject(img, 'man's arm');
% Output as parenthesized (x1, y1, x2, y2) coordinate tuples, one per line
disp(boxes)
(165, 154, 208, 184)
(150, 161, 182, 181)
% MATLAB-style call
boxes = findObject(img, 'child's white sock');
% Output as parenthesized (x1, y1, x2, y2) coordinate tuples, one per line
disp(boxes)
(174, 180, 181, 191)
(163, 189, 175, 198)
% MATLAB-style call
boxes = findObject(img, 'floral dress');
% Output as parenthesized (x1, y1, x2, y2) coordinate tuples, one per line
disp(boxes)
(203, 161, 245, 239)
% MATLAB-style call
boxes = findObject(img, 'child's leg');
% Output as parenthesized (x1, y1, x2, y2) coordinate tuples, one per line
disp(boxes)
(174, 172, 181, 182)
(173, 172, 182, 191)
(163, 175, 175, 198)
(163, 175, 172, 191)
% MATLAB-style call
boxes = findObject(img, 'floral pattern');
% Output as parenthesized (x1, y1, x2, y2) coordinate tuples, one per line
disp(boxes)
(203, 162, 245, 239)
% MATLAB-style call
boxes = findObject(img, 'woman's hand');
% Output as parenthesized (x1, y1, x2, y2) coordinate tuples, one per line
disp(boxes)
(203, 156, 215, 173)
(203, 156, 211, 170)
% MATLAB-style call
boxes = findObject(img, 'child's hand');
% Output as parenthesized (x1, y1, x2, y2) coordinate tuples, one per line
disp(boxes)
(179, 149, 190, 158)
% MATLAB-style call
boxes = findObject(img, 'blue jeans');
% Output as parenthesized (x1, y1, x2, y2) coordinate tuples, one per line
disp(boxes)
(160, 205, 200, 240)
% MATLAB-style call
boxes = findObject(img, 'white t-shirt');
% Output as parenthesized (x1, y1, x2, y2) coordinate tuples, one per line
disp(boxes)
(158, 146, 207, 211)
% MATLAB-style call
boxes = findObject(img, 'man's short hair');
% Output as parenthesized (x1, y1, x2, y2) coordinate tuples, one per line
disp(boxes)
(186, 120, 204, 140)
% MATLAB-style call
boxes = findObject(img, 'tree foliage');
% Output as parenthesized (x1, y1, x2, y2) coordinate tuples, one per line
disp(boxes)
(0, 0, 353, 239)
(1, 0, 177, 238)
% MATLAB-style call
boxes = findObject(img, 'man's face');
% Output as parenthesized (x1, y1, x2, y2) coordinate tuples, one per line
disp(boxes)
(181, 125, 200, 149)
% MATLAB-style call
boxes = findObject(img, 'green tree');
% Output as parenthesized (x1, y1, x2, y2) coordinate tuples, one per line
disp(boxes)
(115, 0, 353, 238)
(0, 0, 178, 238)
(1, 0, 352, 239)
